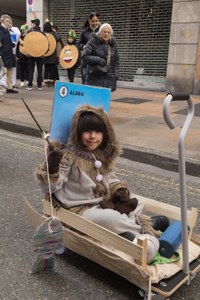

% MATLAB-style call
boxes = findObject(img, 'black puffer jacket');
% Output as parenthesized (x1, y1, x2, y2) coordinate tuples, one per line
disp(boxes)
(82, 33, 119, 91)
(0, 24, 15, 68)
(78, 27, 100, 50)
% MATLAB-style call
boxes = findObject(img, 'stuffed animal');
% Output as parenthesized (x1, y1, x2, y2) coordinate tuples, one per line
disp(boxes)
(99, 187, 138, 215)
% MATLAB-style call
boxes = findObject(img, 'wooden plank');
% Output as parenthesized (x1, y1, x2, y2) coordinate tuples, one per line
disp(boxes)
(61, 226, 150, 291)
(43, 200, 146, 264)
(137, 194, 182, 219)
(136, 194, 197, 230)
(24, 197, 45, 228)
(188, 208, 198, 240)
(135, 236, 147, 270)
(191, 232, 200, 246)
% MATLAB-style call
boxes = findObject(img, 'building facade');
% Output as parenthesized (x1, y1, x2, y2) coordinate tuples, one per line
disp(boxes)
(24, 0, 200, 94)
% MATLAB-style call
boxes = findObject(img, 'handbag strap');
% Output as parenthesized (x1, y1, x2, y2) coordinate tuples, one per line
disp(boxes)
(107, 46, 111, 66)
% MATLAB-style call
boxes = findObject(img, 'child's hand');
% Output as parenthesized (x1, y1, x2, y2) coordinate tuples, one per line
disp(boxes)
(47, 150, 63, 174)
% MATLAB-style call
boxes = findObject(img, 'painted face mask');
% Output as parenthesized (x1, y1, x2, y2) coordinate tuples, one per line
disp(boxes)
(59, 45, 79, 69)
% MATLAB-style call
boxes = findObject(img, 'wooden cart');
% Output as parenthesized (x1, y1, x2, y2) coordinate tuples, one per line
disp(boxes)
(24, 88, 200, 299)
(24, 194, 200, 299)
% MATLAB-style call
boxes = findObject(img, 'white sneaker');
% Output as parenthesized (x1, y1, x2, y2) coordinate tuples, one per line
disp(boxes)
(26, 87, 32, 91)
(133, 234, 159, 262)
(20, 82, 25, 87)
(38, 87, 43, 91)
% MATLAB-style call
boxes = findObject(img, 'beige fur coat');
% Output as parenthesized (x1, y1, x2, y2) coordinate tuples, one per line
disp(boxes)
(37, 105, 128, 214)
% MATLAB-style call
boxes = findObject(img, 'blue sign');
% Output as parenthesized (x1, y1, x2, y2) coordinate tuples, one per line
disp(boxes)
(50, 82, 111, 143)
(10, 33, 17, 43)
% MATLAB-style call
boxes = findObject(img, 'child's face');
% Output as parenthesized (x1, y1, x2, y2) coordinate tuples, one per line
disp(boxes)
(82, 130, 103, 151)
(67, 37, 74, 43)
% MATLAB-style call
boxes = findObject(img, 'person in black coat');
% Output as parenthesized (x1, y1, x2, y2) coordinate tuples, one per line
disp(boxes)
(43, 21, 63, 85)
(0, 14, 18, 93)
(26, 18, 43, 90)
(82, 23, 119, 92)
(78, 12, 101, 84)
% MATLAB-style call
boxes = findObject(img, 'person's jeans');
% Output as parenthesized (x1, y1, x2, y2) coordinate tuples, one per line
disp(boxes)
(28, 57, 43, 87)
(5, 67, 13, 89)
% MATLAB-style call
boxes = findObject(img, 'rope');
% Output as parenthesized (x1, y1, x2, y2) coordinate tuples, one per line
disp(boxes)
(43, 139, 54, 218)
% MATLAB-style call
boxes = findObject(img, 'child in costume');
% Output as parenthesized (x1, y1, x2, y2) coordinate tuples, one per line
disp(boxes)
(37, 105, 169, 262)
(65, 29, 80, 82)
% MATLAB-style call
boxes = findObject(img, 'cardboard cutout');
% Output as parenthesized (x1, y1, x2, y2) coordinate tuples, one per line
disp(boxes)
(19, 38, 28, 56)
(44, 33, 56, 57)
(50, 82, 111, 143)
(59, 45, 78, 69)
(23, 32, 49, 57)
(56, 41, 63, 59)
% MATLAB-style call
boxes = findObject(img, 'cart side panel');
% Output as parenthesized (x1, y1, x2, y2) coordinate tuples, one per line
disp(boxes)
(24, 198, 150, 291)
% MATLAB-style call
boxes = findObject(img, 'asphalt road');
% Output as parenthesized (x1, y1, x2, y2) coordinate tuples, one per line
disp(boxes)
(0, 129, 200, 300)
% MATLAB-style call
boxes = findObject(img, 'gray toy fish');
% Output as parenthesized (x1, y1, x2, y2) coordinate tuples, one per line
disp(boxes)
(30, 217, 63, 273)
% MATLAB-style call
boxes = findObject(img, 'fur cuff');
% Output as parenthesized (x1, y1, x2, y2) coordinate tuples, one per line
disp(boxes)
(36, 164, 59, 184)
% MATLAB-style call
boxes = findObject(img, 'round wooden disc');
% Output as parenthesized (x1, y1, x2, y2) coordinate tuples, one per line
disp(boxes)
(23, 31, 49, 57)
(59, 45, 78, 69)
(44, 33, 56, 57)
(56, 41, 63, 58)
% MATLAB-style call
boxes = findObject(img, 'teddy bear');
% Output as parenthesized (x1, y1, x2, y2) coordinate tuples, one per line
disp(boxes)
(99, 187, 138, 215)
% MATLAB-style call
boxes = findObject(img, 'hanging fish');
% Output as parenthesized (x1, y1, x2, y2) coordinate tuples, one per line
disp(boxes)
(20, 98, 64, 273)
(30, 217, 63, 274)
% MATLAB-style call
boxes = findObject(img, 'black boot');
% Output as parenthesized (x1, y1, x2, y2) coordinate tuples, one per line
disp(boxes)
(151, 215, 170, 232)
(119, 232, 135, 241)
(6, 88, 18, 93)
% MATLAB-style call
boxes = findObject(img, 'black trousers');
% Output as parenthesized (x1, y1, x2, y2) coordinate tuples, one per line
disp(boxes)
(67, 66, 76, 82)
(17, 61, 28, 82)
(44, 63, 59, 81)
(28, 57, 43, 87)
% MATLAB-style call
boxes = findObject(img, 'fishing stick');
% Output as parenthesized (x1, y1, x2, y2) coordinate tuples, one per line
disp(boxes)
(21, 97, 52, 147)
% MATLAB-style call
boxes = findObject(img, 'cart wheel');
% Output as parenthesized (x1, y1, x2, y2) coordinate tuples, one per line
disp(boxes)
(138, 289, 170, 299)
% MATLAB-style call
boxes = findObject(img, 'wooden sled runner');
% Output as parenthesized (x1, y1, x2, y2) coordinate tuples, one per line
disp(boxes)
(24, 195, 200, 299)
(24, 85, 200, 299)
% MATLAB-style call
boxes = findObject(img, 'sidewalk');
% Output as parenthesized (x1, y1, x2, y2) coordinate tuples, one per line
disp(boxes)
(0, 83, 200, 177)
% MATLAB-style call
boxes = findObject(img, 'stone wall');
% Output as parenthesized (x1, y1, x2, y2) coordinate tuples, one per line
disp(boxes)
(49, 0, 172, 90)
(166, 0, 200, 94)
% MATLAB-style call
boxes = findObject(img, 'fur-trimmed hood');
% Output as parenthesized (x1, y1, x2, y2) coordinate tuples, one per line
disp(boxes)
(69, 104, 121, 171)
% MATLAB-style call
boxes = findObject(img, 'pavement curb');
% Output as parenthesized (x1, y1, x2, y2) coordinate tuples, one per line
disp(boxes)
(122, 145, 200, 178)
(1, 119, 199, 178)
